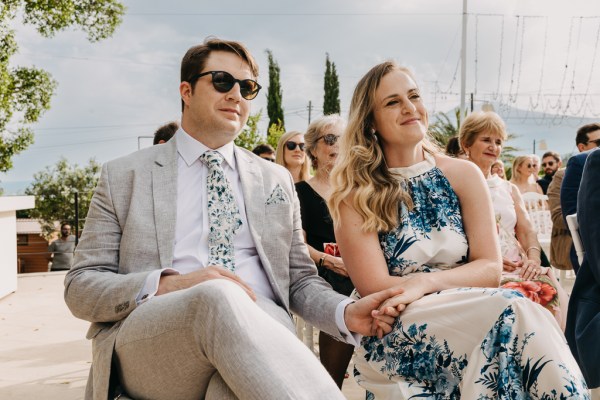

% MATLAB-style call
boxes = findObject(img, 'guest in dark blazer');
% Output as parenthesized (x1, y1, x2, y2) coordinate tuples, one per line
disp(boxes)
(560, 123, 600, 272)
(565, 147, 600, 388)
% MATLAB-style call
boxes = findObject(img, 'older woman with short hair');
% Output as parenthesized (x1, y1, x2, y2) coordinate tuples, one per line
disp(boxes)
(295, 114, 354, 388)
(459, 111, 567, 328)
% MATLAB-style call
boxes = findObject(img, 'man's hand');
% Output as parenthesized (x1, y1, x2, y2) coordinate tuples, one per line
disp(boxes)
(344, 286, 405, 338)
(156, 266, 256, 300)
(326, 256, 349, 277)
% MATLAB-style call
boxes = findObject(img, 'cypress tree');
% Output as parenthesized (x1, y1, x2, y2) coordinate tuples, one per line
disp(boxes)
(323, 53, 341, 115)
(265, 49, 285, 132)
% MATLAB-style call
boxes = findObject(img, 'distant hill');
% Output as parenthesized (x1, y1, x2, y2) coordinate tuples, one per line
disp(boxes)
(1, 180, 32, 195)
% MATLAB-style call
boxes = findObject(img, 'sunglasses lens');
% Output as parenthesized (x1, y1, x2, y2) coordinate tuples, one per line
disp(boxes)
(323, 134, 339, 145)
(239, 80, 260, 100)
(211, 71, 235, 93)
(285, 142, 304, 151)
(199, 71, 261, 100)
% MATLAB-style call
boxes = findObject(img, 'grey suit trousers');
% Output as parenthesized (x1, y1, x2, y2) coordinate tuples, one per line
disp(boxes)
(114, 280, 345, 400)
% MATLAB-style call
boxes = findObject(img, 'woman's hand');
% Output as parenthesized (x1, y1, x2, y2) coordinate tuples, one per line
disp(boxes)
(325, 255, 349, 277)
(502, 257, 523, 272)
(519, 259, 548, 280)
(376, 275, 429, 314)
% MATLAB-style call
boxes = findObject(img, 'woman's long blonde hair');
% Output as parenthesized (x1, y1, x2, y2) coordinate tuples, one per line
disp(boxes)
(328, 61, 438, 233)
(275, 131, 311, 182)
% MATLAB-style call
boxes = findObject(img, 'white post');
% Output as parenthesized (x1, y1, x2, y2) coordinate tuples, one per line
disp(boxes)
(0, 196, 36, 298)
(460, 0, 469, 119)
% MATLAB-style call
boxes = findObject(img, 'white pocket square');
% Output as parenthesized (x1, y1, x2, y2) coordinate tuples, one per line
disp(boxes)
(266, 184, 289, 205)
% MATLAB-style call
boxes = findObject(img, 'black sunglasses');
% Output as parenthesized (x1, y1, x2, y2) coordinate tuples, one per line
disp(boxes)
(587, 138, 600, 146)
(187, 71, 261, 100)
(316, 134, 339, 146)
(541, 161, 555, 167)
(285, 141, 305, 151)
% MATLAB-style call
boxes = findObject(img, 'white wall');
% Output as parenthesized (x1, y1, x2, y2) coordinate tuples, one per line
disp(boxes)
(0, 196, 35, 299)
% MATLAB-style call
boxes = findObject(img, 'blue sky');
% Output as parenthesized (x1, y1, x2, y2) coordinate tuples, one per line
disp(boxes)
(2, 0, 599, 193)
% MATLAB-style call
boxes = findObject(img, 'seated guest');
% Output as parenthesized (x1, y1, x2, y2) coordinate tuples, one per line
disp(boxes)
(296, 114, 354, 388)
(510, 155, 544, 195)
(491, 159, 506, 179)
(328, 61, 587, 398)
(459, 111, 567, 329)
(275, 131, 311, 183)
(547, 168, 573, 271)
(560, 122, 600, 273)
(252, 143, 275, 162)
(566, 147, 600, 388)
(444, 136, 465, 158)
(537, 151, 561, 194)
(153, 121, 179, 145)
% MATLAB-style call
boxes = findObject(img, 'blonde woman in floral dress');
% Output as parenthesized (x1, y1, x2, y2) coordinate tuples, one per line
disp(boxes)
(459, 111, 568, 330)
(329, 61, 587, 399)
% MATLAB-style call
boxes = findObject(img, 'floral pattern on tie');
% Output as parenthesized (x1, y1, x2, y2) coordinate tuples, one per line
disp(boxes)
(200, 150, 242, 272)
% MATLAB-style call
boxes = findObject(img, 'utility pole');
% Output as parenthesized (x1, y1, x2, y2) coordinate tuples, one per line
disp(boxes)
(470, 93, 474, 112)
(74, 191, 79, 245)
(460, 0, 468, 118)
(307, 100, 312, 125)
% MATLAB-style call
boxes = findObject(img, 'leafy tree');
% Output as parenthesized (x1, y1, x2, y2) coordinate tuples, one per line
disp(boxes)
(267, 121, 285, 149)
(323, 53, 340, 115)
(0, 0, 124, 173)
(24, 158, 101, 238)
(265, 49, 284, 134)
(234, 111, 263, 151)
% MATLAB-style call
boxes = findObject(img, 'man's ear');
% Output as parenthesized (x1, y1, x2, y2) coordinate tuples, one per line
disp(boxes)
(180, 81, 193, 107)
(577, 143, 585, 152)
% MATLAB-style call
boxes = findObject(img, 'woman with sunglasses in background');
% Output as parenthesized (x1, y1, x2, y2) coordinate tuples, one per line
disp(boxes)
(295, 115, 354, 389)
(275, 131, 311, 183)
(510, 155, 544, 195)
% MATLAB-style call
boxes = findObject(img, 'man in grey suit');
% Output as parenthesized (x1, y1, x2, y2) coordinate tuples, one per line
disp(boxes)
(65, 38, 402, 400)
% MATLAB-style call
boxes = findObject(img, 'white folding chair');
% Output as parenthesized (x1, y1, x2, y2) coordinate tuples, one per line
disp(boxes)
(521, 192, 552, 254)
(566, 214, 585, 265)
(294, 315, 315, 354)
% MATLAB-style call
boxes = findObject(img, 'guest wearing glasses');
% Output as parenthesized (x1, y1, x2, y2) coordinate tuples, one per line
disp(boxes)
(560, 122, 600, 272)
(296, 115, 354, 388)
(537, 151, 562, 194)
(275, 131, 311, 183)
(252, 143, 276, 162)
(65, 37, 400, 400)
(509, 155, 544, 195)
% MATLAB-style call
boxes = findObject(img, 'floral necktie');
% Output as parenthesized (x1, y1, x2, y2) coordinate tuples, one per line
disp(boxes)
(200, 150, 242, 272)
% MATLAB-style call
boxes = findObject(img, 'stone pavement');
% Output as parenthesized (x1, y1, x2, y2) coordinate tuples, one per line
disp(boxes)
(0, 272, 365, 400)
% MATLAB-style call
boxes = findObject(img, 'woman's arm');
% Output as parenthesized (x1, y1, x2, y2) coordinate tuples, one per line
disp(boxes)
(509, 184, 545, 279)
(302, 230, 348, 277)
(336, 159, 501, 304)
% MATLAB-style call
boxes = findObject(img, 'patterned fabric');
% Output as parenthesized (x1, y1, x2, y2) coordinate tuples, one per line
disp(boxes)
(354, 154, 589, 399)
(487, 175, 562, 322)
(200, 150, 242, 272)
(266, 183, 289, 205)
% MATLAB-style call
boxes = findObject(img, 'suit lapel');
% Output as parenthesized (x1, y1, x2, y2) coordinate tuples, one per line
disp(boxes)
(152, 140, 178, 268)
(235, 147, 265, 241)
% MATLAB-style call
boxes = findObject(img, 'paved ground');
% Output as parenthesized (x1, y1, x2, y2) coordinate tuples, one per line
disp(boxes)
(0, 272, 365, 400)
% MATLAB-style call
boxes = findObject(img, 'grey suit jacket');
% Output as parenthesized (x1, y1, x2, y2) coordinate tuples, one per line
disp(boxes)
(64, 138, 347, 400)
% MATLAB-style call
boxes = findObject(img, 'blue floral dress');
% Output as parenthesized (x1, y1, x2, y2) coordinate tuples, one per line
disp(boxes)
(354, 155, 589, 399)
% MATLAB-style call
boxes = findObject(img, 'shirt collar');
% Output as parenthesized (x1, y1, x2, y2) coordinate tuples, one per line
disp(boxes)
(175, 128, 236, 170)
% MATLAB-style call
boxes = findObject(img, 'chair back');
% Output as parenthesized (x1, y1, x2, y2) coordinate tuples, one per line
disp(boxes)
(521, 192, 552, 237)
(566, 213, 585, 265)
